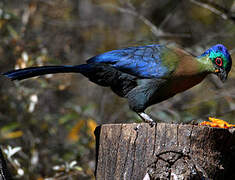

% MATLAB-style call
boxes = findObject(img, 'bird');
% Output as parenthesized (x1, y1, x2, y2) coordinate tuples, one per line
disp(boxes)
(2, 44, 232, 126)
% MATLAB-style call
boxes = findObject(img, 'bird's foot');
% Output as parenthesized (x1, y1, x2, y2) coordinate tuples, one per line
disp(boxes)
(137, 112, 156, 127)
(200, 117, 235, 129)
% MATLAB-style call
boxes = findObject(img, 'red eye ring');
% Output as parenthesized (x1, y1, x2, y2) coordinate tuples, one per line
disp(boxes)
(215, 57, 223, 67)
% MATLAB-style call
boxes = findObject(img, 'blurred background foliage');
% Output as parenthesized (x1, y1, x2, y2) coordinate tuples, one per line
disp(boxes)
(0, 0, 234, 179)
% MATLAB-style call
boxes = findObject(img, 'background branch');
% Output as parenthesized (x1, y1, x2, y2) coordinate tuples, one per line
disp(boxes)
(190, 0, 235, 23)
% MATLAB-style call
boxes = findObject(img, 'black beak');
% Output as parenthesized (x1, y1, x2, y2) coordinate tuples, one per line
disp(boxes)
(216, 69, 227, 83)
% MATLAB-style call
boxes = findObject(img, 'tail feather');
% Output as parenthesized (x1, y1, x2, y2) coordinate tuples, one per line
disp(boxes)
(2, 65, 89, 81)
(2, 63, 138, 97)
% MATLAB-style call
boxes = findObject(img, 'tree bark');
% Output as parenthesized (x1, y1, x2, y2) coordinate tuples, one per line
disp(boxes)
(95, 123, 235, 180)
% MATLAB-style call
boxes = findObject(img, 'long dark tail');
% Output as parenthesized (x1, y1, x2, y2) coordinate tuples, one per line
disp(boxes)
(2, 64, 90, 81)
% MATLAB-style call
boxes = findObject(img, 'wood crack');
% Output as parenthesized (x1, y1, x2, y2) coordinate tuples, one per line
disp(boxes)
(188, 125, 194, 153)
(122, 136, 131, 179)
(152, 123, 157, 156)
(130, 125, 139, 178)
(176, 124, 179, 147)
(113, 124, 123, 174)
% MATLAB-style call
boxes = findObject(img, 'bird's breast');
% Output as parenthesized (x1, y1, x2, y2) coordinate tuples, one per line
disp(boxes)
(163, 73, 208, 99)
(171, 74, 207, 93)
(149, 73, 208, 105)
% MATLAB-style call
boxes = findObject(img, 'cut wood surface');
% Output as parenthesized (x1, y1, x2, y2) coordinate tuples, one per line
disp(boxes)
(95, 123, 235, 180)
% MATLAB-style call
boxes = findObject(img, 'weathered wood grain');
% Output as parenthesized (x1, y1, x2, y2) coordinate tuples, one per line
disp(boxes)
(95, 123, 235, 180)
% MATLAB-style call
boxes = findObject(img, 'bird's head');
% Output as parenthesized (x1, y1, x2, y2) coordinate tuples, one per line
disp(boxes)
(200, 44, 232, 82)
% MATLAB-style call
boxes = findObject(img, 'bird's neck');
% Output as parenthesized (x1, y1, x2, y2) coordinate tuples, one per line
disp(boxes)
(195, 55, 214, 73)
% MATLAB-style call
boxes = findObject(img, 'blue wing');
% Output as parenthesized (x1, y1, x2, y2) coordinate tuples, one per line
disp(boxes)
(87, 44, 170, 79)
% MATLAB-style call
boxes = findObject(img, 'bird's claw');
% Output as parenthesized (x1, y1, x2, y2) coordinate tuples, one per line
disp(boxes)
(149, 121, 156, 127)
(137, 112, 156, 127)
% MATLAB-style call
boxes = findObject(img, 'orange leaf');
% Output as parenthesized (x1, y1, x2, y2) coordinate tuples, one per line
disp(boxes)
(67, 120, 85, 142)
(87, 119, 97, 139)
(3, 130, 23, 139)
(200, 117, 235, 129)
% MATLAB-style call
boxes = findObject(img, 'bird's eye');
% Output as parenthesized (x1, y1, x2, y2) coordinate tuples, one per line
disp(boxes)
(215, 57, 223, 67)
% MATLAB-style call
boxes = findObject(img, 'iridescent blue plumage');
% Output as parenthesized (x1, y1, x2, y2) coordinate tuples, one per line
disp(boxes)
(87, 45, 169, 78)
(200, 44, 231, 60)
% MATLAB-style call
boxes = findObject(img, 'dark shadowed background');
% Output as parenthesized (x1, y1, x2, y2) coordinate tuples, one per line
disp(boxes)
(0, 0, 234, 179)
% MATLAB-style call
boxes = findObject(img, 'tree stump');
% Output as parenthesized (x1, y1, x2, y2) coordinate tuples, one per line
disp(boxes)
(95, 123, 235, 180)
